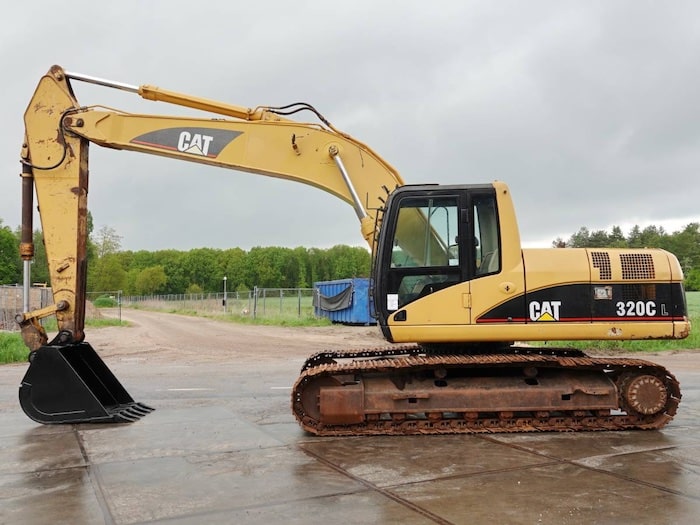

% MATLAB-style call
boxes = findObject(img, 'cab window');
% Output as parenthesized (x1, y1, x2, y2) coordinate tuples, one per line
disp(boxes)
(387, 196, 461, 308)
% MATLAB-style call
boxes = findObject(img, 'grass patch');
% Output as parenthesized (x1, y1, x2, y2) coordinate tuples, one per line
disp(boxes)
(216, 313, 332, 327)
(0, 317, 129, 365)
(0, 332, 30, 364)
(84, 318, 129, 328)
(153, 307, 332, 327)
(40, 317, 127, 332)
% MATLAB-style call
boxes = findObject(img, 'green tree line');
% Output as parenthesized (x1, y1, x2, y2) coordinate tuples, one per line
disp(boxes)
(0, 220, 371, 295)
(553, 223, 700, 290)
(2, 218, 698, 293)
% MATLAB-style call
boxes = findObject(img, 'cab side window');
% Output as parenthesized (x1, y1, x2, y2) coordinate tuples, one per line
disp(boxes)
(474, 195, 500, 276)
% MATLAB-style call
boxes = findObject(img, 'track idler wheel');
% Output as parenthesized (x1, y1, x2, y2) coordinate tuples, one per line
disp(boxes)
(618, 372, 669, 416)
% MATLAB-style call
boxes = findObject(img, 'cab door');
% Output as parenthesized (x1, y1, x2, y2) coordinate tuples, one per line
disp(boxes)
(466, 190, 526, 327)
(374, 184, 526, 342)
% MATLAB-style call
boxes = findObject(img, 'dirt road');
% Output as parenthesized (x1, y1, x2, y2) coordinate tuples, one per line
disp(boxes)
(91, 308, 387, 363)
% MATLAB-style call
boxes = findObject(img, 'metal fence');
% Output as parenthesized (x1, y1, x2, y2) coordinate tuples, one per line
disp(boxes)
(1, 287, 317, 331)
(122, 287, 316, 319)
(0, 285, 52, 331)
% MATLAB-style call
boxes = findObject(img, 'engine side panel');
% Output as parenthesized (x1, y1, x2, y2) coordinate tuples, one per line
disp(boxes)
(386, 247, 689, 343)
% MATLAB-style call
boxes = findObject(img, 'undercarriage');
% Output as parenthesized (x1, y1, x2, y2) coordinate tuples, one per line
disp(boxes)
(292, 346, 681, 436)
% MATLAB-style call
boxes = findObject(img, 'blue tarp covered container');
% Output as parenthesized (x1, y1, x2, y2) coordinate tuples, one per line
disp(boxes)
(313, 278, 375, 325)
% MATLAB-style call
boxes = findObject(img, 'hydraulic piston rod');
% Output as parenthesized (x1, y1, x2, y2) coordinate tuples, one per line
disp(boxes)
(328, 145, 367, 221)
(20, 162, 34, 314)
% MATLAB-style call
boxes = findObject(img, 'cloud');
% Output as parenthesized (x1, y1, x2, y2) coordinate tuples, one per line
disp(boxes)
(1, 1, 698, 252)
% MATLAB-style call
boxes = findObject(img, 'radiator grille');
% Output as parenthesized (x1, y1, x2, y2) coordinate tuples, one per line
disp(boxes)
(591, 251, 612, 280)
(622, 283, 657, 301)
(620, 253, 655, 280)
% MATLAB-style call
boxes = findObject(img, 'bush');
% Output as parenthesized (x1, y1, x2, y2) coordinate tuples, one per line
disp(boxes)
(0, 332, 29, 364)
(93, 295, 118, 308)
(685, 268, 700, 291)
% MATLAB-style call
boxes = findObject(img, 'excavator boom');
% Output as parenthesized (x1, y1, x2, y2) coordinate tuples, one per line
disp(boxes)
(19, 65, 408, 342)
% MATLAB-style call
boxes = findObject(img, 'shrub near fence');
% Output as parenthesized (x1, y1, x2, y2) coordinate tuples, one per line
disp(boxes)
(122, 287, 316, 319)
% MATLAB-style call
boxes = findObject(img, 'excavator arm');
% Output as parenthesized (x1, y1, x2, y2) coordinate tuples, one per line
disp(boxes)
(19, 65, 404, 349)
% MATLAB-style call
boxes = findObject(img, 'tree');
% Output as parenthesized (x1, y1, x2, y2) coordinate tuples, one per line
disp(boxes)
(221, 248, 247, 291)
(91, 254, 127, 292)
(87, 223, 123, 291)
(93, 225, 122, 258)
(608, 226, 627, 247)
(685, 268, 700, 291)
(666, 223, 700, 274)
(158, 250, 189, 294)
(292, 246, 310, 287)
(328, 245, 371, 279)
(186, 283, 203, 294)
(0, 220, 20, 284)
(135, 266, 167, 295)
(183, 248, 221, 291)
(308, 247, 331, 284)
(30, 230, 50, 285)
(246, 247, 284, 288)
(567, 227, 591, 248)
(628, 225, 667, 248)
(566, 227, 617, 248)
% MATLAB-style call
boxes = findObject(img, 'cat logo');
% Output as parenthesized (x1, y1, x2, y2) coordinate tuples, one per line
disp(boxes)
(177, 131, 214, 156)
(130, 128, 242, 158)
(529, 300, 561, 322)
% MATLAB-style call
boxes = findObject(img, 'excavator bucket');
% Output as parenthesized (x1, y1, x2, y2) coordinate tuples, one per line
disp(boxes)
(19, 342, 154, 424)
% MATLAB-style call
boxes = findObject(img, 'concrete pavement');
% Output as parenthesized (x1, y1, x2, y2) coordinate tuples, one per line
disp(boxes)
(1, 352, 699, 524)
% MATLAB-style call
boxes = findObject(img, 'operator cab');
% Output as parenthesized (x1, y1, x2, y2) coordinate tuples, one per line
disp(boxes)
(374, 184, 501, 338)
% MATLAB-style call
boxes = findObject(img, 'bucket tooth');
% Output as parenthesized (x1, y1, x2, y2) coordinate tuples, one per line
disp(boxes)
(129, 403, 156, 416)
(18, 342, 154, 424)
(112, 408, 142, 423)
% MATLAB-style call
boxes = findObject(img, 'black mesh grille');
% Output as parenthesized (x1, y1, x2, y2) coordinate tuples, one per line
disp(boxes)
(621, 283, 657, 301)
(620, 253, 655, 280)
(591, 252, 611, 280)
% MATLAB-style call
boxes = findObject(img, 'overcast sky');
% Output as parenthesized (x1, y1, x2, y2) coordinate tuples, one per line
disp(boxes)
(2, 1, 699, 252)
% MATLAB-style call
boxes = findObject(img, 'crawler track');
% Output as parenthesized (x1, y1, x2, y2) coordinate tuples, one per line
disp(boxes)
(292, 346, 681, 436)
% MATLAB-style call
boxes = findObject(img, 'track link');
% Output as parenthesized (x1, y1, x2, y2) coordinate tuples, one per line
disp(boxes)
(292, 347, 681, 436)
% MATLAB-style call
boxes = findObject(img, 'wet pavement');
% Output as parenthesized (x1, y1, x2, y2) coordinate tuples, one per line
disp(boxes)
(1, 352, 699, 524)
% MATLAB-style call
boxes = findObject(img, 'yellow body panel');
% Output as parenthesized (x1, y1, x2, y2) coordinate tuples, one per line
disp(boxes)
(389, 320, 684, 343)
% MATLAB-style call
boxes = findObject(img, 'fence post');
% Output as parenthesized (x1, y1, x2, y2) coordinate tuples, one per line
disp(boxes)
(253, 286, 258, 319)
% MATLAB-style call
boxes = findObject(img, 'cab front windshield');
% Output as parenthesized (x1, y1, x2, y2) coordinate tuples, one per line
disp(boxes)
(384, 192, 500, 310)
(389, 196, 459, 307)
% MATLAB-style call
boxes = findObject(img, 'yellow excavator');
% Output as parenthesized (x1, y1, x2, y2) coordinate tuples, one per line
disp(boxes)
(16, 65, 690, 435)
